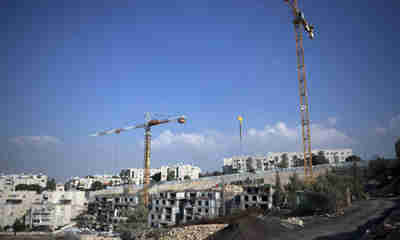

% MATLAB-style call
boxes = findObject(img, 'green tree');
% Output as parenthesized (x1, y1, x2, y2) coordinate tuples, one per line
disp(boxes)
(345, 155, 362, 162)
(90, 181, 106, 191)
(15, 184, 43, 193)
(12, 219, 25, 235)
(167, 171, 175, 181)
(117, 203, 149, 240)
(273, 171, 284, 207)
(277, 154, 289, 168)
(350, 162, 366, 200)
(284, 172, 305, 209)
(312, 151, 329, 165)
(45, 178, 56, 191)
(151, 172, 162, 183)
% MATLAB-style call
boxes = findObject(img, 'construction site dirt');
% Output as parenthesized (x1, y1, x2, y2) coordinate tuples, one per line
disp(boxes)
(205, 197, 399, 240)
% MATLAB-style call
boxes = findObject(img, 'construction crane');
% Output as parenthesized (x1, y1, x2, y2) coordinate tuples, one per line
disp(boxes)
(284, 0, 315, 182)
(90, 112, 186, 205)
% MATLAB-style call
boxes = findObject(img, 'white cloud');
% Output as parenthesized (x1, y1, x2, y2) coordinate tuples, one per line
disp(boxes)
(9, 136, 62, 145)
(150, 121, 355, 158)
(310, 123, 356, 147)
(152, 130, 217, 149)
(328, 117, 338, 126)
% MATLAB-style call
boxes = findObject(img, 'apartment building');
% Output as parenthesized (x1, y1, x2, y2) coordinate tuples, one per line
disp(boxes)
(120, 168, 166, 185)
(0, 191, 39, 227)
(223, 149, 353, 174)
(26, 191, 88, 230)
(66, 175, 122, 191)
(148, 190, 222, 228)
(168, 164, 201, 181)
(0, 173, 48, 192)
(0, 188, 87, 230)
(120, 164, 201, 185)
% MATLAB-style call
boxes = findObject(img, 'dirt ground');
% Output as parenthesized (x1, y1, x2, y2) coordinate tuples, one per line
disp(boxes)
(207, 197, 399, 240)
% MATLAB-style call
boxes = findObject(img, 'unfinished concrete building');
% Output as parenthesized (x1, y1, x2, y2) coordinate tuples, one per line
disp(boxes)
(148, 190, 222, 228)
(234, 185, 273, 211)
(182, 191, 221, 223)
(148, 191, 185, 228)
(88, 193, 139, 231)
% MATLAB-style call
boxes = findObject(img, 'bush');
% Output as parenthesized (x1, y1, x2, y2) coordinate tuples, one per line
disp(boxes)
(15, 184, 43, 193)
(117, 202, 149, 239)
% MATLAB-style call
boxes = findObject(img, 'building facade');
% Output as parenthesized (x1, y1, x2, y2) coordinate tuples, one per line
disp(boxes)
(0, 173, 48, 192)
(25, 190, 88, 230)
(66, 175, 122, 191)
(120, 164, 201, 185)
(223, 149, 353, 174)
(148, 190, 222, 228)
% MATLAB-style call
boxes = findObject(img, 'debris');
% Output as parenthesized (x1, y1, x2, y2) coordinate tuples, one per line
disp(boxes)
(281, 217, 304, 227)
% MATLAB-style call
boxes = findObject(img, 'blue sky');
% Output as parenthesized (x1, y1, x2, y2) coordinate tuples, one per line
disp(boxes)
(2, 0, 399, 181)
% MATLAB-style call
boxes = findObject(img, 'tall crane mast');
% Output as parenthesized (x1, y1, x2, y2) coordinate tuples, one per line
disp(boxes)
(284, 0, 315, 181)
(90, 112, 186, 205)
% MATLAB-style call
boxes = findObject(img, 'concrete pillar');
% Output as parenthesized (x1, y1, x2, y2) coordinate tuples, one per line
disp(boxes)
(268, 186, 274, 209)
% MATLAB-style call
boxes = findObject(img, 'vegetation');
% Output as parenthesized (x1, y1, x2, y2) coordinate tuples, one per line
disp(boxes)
(200, 171, 223, 177)
(396, 138, 400, 160)
(151, 172, 162, 183)
(15, 184, 43, 193)
(277, 154, 289, 168)
(117, 200, 149, 240)
(284, 172, 305, 209)
(284, 165, 367, 214)
(184, 175, 191, 180)
(12, 219, 26, 234)
(345, 155, 362, 162)
(45, 178, 56, 191)
(167, 171, 176, 181)
(90, 181, 106, 191)
(367, 158, 392, 185)
(312, 151, 329, 165)
(273, 171, 284, 207)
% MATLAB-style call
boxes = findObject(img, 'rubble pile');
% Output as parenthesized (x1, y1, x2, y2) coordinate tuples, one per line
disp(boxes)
(152, 224, 227, 240)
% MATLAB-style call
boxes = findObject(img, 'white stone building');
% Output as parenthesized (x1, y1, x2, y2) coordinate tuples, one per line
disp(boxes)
(26, 190, 88, 230)
(223, 149, 353, 174)
(0, 191, 39, 227)
(66, 175, 122, 190)
(0, 173, 48, 192)
(120, 168, 164, 185)
(120, 164, 201, 184)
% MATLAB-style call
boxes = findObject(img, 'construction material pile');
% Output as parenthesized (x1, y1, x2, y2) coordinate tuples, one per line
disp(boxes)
(157, 224, 228, 240)
(281, 217, 304, 227)
(128, 224, 228, 240)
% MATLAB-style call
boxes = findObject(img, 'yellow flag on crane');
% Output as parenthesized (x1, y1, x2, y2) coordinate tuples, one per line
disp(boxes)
(238, 115, 243, 142)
